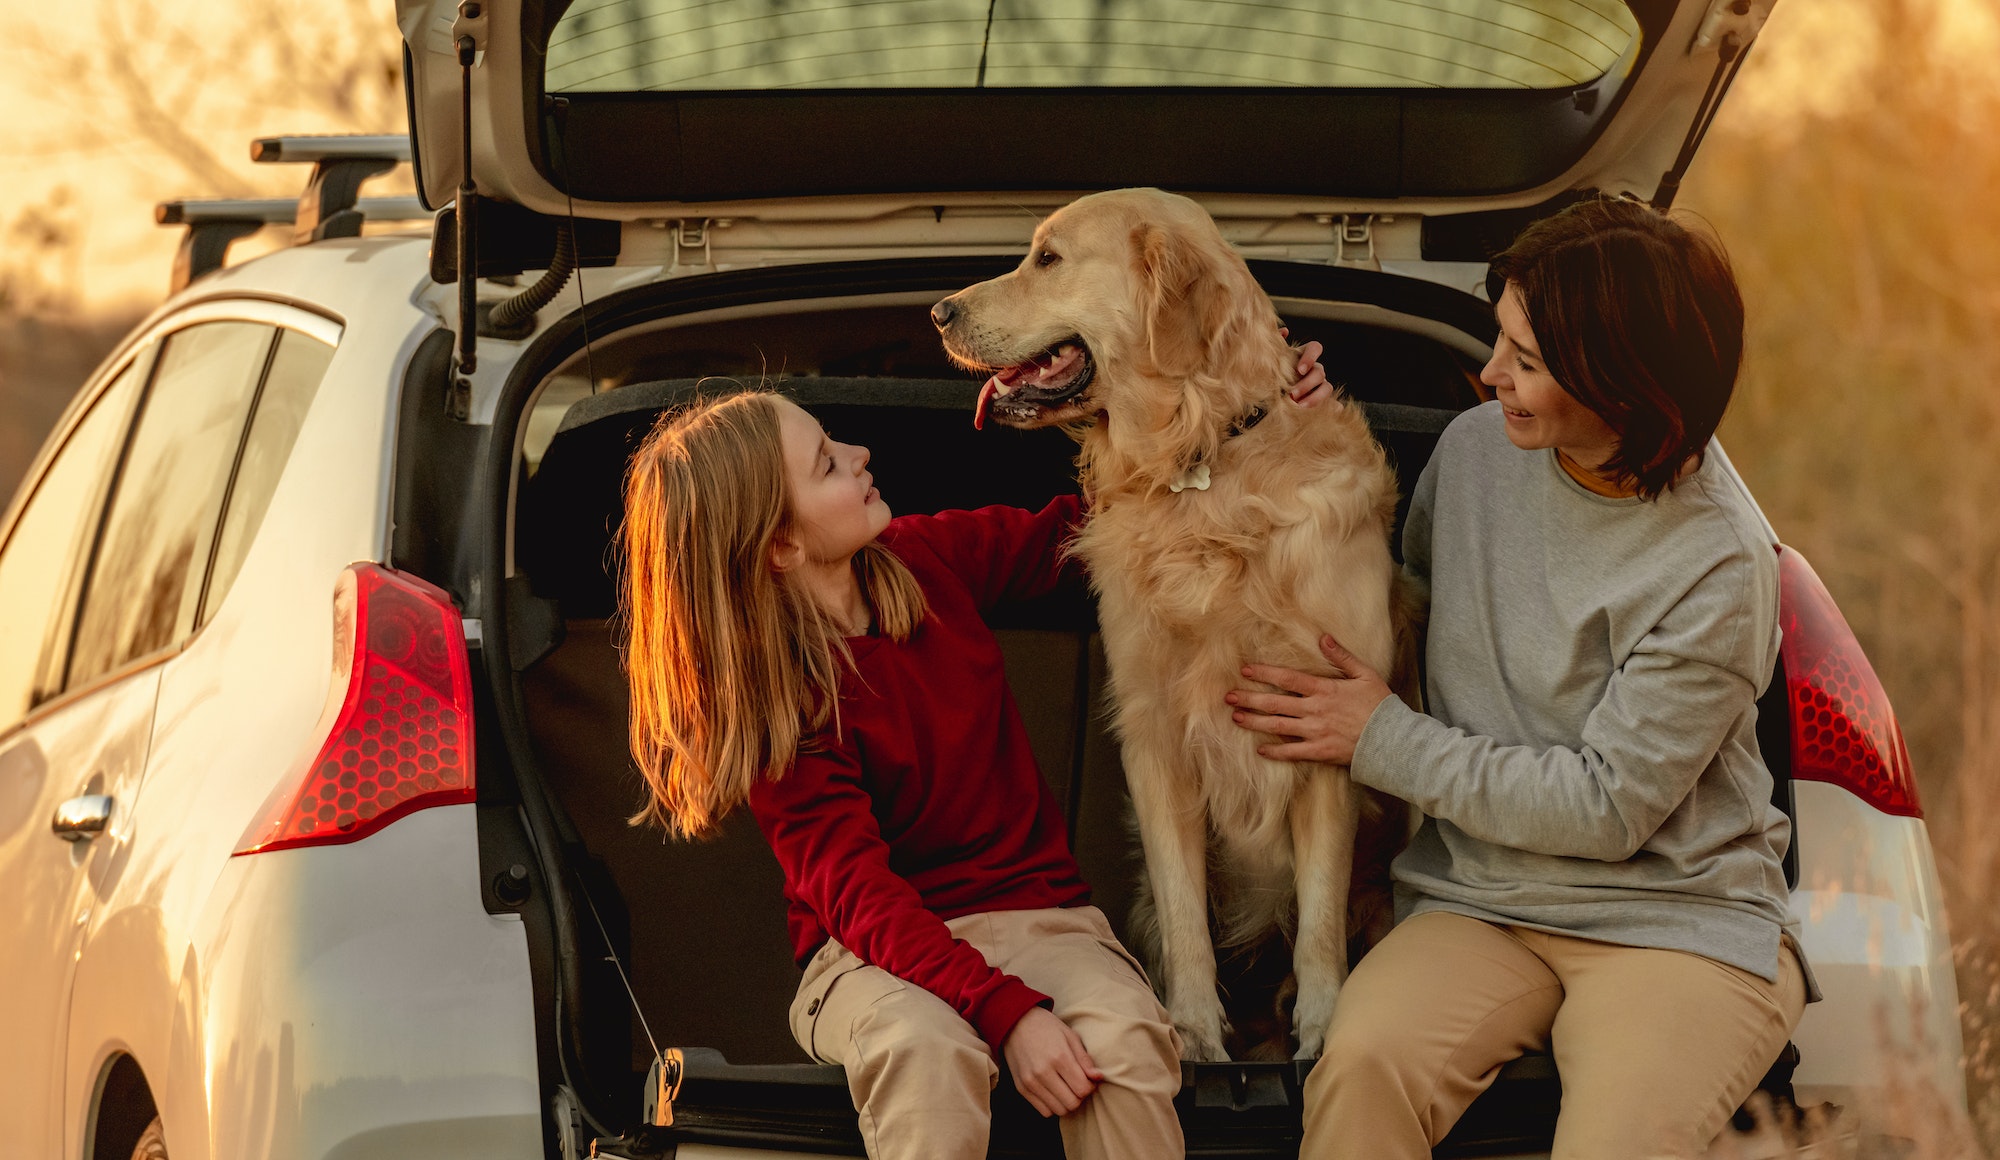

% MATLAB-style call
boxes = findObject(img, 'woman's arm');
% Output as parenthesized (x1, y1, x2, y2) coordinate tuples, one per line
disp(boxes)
(1228, 560, 1765, 862)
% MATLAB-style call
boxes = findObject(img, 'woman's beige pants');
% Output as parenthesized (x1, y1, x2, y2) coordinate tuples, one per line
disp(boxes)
(1302, 911, 1807, 1160)
(788, 905, 1184, 1160)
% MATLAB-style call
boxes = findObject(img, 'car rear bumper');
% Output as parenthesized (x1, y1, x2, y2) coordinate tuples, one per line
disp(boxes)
(173, 804, 542, 1160)
(1789, 780, 1967, 1126)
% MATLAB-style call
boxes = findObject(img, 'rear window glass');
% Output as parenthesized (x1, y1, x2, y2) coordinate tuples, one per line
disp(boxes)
(545, 0, 1640, 93)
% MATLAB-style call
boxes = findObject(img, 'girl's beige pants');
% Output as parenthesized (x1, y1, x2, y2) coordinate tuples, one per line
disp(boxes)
(788, 905, 1184, 1160)
(1302, 910, 1807, 1160)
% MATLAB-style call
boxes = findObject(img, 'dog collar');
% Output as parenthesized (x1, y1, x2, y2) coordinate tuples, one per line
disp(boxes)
(1171, 401, 1274, 493)
(1226, 404, 1269, 439)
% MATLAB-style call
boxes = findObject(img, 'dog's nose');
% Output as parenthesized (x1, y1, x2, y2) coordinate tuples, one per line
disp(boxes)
(930, 298, 958, 330)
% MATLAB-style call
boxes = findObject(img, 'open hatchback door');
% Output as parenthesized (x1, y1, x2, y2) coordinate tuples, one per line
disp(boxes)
(399, 0, 1774, 237)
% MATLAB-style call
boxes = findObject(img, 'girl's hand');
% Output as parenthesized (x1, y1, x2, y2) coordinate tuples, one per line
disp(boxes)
(1280, 327, 1333, 407)
(1226, 634, 1393, 765)
(1002, 1007, 1103, 1117)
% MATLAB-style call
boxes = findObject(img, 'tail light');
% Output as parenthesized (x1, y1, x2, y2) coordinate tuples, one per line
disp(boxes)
(1777, 546, 1920, 818)
(235, 564, 476, 855)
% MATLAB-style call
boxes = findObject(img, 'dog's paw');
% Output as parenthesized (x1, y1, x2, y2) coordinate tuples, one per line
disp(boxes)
(1178, 1023, 1233, 1063)
(1169, 1001, 1233, 1062)
(1290, 983, 1340, 1060)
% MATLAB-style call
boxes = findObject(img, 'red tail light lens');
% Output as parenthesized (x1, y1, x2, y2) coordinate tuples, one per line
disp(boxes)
(1777, 546, 1920, 818)
(235, 564, 476, 855)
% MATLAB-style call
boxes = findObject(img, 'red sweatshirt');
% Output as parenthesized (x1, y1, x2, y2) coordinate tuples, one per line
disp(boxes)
(747, 495, 1093, 1049)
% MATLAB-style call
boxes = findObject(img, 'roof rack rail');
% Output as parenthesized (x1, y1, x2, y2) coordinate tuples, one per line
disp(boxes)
(251, 133, 413, 246)
(155, 194, 430, 294)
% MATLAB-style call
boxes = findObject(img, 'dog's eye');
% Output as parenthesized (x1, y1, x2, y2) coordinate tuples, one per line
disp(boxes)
(1036, 250, 1061, 268)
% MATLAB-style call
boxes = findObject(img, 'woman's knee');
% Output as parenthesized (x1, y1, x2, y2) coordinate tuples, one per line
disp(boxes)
(1307, 1009, 1417, 1098)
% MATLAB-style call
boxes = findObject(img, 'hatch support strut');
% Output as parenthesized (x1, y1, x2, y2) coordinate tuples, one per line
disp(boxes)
(1652, 0, 1772, 209)
(455, 31, 480, 389)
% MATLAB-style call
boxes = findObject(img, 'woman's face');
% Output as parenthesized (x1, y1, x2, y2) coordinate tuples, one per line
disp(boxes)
(774, 396, 891, 569)
(1482, 283, 1621, 472)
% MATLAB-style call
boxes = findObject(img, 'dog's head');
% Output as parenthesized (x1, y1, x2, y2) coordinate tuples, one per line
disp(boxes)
(932, 188, 1287, 462)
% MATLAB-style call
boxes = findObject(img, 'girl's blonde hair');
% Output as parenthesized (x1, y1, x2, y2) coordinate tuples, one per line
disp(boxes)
(620, 391, 927, 839)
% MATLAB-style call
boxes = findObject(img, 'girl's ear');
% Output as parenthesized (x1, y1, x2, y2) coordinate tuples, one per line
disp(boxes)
(770, 530, 804, 573)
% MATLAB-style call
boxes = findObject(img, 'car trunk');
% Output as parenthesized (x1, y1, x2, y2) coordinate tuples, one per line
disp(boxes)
(483, 257, 1552, 1154)
(459, 255, 1809, 1156)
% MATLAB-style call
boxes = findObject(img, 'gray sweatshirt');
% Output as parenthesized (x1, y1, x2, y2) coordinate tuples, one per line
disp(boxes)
(1353, 401, 1809, 990)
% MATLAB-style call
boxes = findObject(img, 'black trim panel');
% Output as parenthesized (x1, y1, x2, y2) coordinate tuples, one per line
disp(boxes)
(547, 88, 1612, 203)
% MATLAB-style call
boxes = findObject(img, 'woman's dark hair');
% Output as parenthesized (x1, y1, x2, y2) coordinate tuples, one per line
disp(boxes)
(1486, 196, 1744, 500)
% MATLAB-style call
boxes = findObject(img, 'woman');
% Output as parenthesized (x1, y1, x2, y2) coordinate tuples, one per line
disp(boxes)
(1224, 197, 1815, 1159)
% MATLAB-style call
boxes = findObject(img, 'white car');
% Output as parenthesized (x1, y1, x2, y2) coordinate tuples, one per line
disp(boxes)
(0, 0, 1964, 1157)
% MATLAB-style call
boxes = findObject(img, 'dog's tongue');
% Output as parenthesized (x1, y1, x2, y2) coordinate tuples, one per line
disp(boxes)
(973, 349, 1078, 429)
(974, 375, 1000, 430)
(974, 364, 1031, 430)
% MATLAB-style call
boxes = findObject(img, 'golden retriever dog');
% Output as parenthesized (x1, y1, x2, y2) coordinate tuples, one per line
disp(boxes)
(931, 188, 1404, 1062)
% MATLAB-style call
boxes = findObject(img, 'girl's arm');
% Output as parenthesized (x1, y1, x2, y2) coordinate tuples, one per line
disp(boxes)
(748, 739, 1051, 1047)
(890, 493, 1088, 613)
(1230, 555, 1767, 862)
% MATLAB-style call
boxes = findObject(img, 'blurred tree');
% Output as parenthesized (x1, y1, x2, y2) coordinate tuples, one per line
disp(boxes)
(0, 0, 407, 501)
(9, 0, 406, 199)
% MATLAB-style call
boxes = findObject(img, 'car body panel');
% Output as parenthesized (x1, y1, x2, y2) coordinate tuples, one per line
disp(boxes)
(157, 806, 540, 1160)
(42, 268, 510, 1160)
(0, 668, 159, 1158)
(1787, 780, 1967, 1119)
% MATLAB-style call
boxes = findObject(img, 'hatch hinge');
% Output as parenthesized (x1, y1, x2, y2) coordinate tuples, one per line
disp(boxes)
(1691, 0, 1772, 57)
(1318, 213, 1377, 268)
(667, 218, 730, 272)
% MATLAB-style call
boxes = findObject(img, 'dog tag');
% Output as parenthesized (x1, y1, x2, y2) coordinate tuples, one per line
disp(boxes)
(1170, 463, 1212, 493)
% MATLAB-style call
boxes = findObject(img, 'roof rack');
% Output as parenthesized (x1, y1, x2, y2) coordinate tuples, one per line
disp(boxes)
(251, 134, 414, 245)
(155, 135, 424, 293)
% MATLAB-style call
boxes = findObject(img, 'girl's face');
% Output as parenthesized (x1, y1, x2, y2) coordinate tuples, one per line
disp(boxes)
(774, 397, 891, 569)
(1482, 283, 1621, 472)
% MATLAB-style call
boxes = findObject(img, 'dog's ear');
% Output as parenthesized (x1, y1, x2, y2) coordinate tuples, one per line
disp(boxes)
(1134, 221, 1233, 374)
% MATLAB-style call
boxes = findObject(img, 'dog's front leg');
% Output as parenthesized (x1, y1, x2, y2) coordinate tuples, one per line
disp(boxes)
(1124, 735, 1228, 1062)
(1288, 764, 1357, 1059)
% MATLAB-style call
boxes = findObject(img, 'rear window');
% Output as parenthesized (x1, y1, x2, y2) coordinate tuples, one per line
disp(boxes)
(546, 0, 1642, 93)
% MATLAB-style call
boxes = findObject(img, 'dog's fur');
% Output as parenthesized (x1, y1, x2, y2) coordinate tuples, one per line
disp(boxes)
(935, 188, 1407, 1061)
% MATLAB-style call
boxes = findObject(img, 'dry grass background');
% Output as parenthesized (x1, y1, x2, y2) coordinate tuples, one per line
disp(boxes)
(1679, 0, 2000, 1152)
(0, 0, 1994, 1154)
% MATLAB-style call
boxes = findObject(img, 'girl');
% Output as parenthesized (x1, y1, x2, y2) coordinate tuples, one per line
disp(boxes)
(1225, 198, 1815, 1159)
(619, 351, 1331, 1160)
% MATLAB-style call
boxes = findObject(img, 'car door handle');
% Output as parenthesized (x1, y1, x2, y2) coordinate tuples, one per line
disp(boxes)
(52, 794, 113, 841)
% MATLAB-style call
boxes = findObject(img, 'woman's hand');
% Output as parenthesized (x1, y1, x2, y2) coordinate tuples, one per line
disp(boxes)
(1281, 327, 1333, 407)
(1226, 634, 1394, 765)
(1003, 1006, 1103, 1117)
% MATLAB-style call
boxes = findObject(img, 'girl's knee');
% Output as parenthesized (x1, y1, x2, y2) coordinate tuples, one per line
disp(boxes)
(1071, 1009, 1182, 1095)
(849, 994, 997, 1085)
